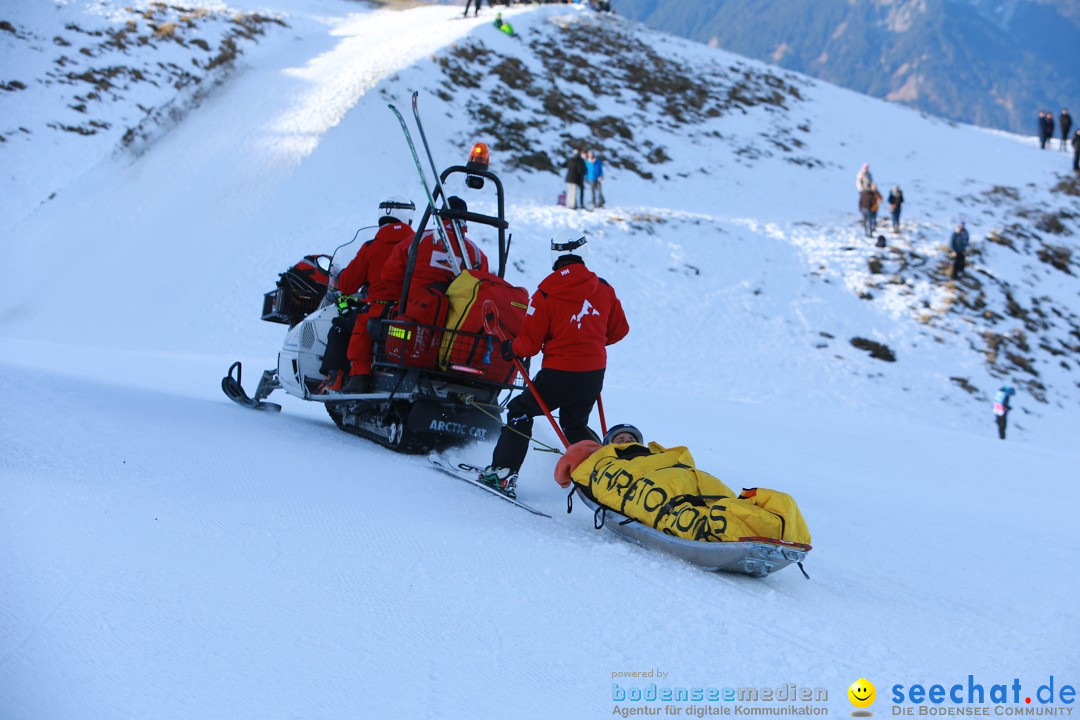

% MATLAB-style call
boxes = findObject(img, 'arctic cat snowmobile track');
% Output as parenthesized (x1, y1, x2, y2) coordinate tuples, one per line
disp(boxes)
(322, 394, 504, 454)
(325, 399, 423, 453)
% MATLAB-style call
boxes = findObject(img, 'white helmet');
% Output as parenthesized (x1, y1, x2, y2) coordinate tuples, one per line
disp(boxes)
(378, 196, 415, 226)
(551, 228, 588, 268)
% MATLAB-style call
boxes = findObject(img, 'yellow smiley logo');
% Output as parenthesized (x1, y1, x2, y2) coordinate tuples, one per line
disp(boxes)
(848, 678, 876, 709)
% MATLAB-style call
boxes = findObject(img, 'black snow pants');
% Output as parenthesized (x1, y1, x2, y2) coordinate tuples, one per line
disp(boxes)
(319, 310, 360, 375)
(952, 251, 966, 278)
(491, 367, 604, 473)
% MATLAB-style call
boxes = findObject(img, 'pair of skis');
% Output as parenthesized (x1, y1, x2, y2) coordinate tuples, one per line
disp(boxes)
(428, 454, 551, 518)
(389, 92, 473, 278)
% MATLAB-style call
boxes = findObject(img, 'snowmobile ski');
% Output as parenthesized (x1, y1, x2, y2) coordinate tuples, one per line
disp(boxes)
(428, 454, 551, 518)
(221, 362, 282, 412)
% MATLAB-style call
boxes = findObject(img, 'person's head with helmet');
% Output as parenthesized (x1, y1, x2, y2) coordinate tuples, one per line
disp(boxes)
(550, 228, 588, 270)
(378, 196, 415, 226)
(553, 423, 645, 488)
(603, 423, 643, 445)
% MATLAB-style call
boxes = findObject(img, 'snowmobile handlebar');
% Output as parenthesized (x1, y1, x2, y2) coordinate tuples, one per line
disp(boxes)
(434, 205, 509, 230)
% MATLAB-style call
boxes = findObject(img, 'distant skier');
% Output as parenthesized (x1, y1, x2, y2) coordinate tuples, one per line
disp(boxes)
(949, 221, 969, 279)
(1060, 109, 1072, 151)
(888, 185, 904, 233)
(492, 12, 517, 36)
(480, 229, 629, 497)
(993, 385, 1015, 440)
(585, 149, 605, 209)
(318, 198, 415, 394)
(856, 163, 875, 237)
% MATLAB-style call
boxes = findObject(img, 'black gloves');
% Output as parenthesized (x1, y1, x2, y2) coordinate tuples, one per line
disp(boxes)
(500, 339, 518, 362)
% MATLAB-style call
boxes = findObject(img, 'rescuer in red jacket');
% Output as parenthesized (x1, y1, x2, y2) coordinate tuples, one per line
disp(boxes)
(377, 195, 489, 315)
(480, 228, 629, 498)
(339, 196, 489, 394)
(318, 197, 414, 394)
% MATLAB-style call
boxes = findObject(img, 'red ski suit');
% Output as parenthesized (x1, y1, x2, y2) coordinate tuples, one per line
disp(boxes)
(338, 222, 414, 296)
(343, 222, 414, 376)
(510, 262, 629, 372)
(378, 222, 489, 309)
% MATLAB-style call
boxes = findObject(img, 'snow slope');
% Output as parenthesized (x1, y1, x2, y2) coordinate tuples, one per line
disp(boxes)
(1, 2, 1077, 719)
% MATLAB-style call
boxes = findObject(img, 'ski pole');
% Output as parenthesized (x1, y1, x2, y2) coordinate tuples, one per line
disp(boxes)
(597, 394, 608, 438)
(482, 300, 569, 450)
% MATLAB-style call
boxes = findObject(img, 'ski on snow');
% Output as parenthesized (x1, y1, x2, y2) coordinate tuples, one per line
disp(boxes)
(428, 454, 551, 518)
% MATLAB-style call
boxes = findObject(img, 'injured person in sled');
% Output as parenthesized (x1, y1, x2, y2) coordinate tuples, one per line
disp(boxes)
(555, 424, 812, 547)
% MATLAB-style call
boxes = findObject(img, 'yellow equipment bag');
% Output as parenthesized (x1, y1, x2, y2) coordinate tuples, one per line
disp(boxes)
(570, 442, 811, 546)
(439, 269, 528, 370)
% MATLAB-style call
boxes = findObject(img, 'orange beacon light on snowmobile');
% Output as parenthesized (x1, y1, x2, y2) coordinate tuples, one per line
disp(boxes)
(466, 142, 489, 171)
(465, 143, 489, 189)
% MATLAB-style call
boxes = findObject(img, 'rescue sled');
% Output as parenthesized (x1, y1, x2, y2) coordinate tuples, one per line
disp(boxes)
(221, 124, 527, 453)
(572, 489, 810, 578)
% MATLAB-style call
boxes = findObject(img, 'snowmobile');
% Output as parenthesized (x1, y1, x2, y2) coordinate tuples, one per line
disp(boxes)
(222, 129, 527, 453)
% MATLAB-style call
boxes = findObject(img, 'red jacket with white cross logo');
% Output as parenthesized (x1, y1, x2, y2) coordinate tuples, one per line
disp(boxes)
(511, 260, 629, 372)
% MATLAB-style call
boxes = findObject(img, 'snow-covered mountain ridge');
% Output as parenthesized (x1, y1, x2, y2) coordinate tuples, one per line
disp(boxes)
(0, 1, 285, 227)
(383, 7, 1080, 426)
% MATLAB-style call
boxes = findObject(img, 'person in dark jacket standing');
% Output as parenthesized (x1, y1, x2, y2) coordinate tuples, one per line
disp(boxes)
(1038, 111, 1050, 149)
(463, 0, 483, 17)
(887, 185, 904, 233)
(949, 221, 969, 279)
(480, 229, 629, 497)
(1072, 129, 1080, 171)
(565, 148, 587, 210)
(1061, 109, 1073, 151)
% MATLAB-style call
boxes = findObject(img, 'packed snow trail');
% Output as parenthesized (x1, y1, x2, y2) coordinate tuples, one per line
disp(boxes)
(0, 2, 497, 357)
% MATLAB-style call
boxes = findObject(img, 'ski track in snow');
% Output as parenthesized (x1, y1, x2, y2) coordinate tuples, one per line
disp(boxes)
(1, 2, 1078, 719)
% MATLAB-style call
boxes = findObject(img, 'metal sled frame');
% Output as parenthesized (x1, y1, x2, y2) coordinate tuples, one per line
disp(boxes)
(574, 489, 810, 578)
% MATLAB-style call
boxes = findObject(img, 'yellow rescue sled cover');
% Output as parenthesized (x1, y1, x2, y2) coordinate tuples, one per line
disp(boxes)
(568, 442, 811, 546)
